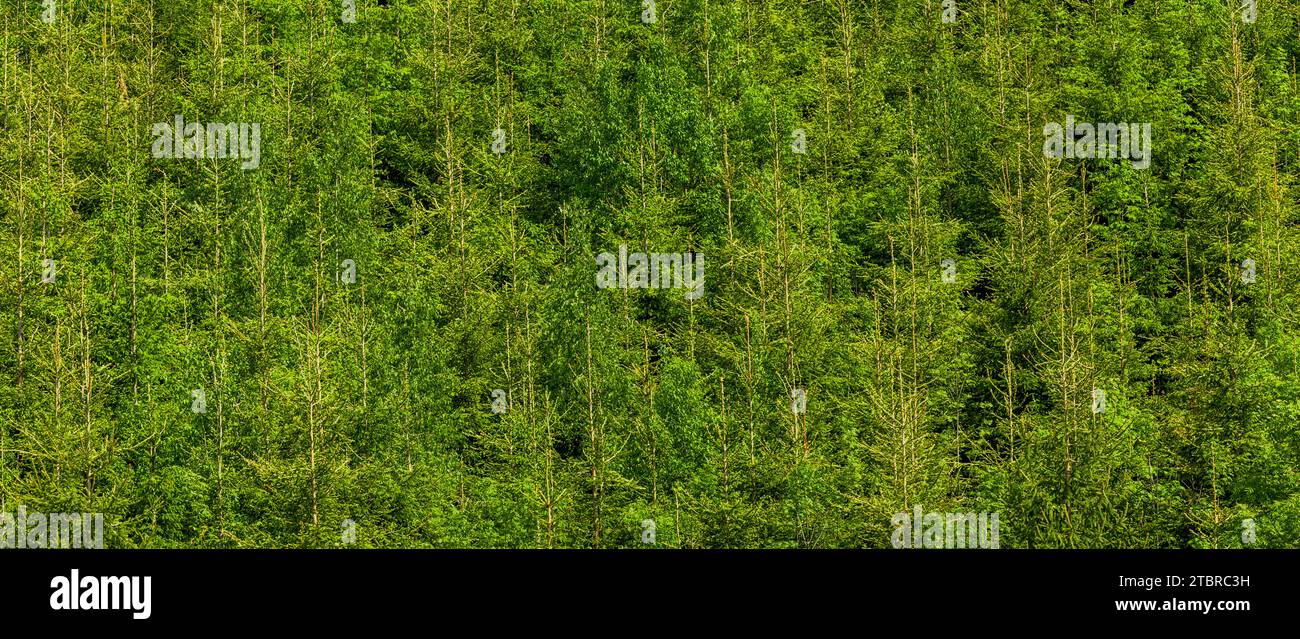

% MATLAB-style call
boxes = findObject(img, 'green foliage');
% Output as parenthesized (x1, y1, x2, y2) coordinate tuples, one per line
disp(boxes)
(1, 0, 1298, 548)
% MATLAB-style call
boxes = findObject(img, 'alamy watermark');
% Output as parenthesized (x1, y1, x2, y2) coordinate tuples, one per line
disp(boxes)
(50, 569, 150, 620)
(337, 259, 357, 284)
(152, 115, 261, 169)
(941, 0, 957, 23)
(1043, 116, 1151, 170)
(596, 244, 704, 299)
(1240, 259, 1256, 285)
(891, 505, 1000, 549)
(1091, 388, 1106, 414)
(190, 387, 206, 414)
(1, 505, 104, 549)
(491, 128, 507, 155)
(790, 388, 807, 414)
(940, 258, 956, 283)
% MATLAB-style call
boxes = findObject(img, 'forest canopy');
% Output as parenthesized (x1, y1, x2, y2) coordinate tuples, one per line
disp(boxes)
(1, 0, 1299, 549)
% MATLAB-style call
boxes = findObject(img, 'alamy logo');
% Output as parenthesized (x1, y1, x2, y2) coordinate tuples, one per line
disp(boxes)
(151, 115, 261, 169)
(0, 506, 104, 549)
(337, 259, 357, 285)
(596, 245, 704, 299)
(50, 569, 151, 620)
(940, 258, 956, 284)
(891, 505, 1000, 548)
(1043, 116, 1151, 169)
(790, 388, 807, 414)
(491, 128, 507, 155)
